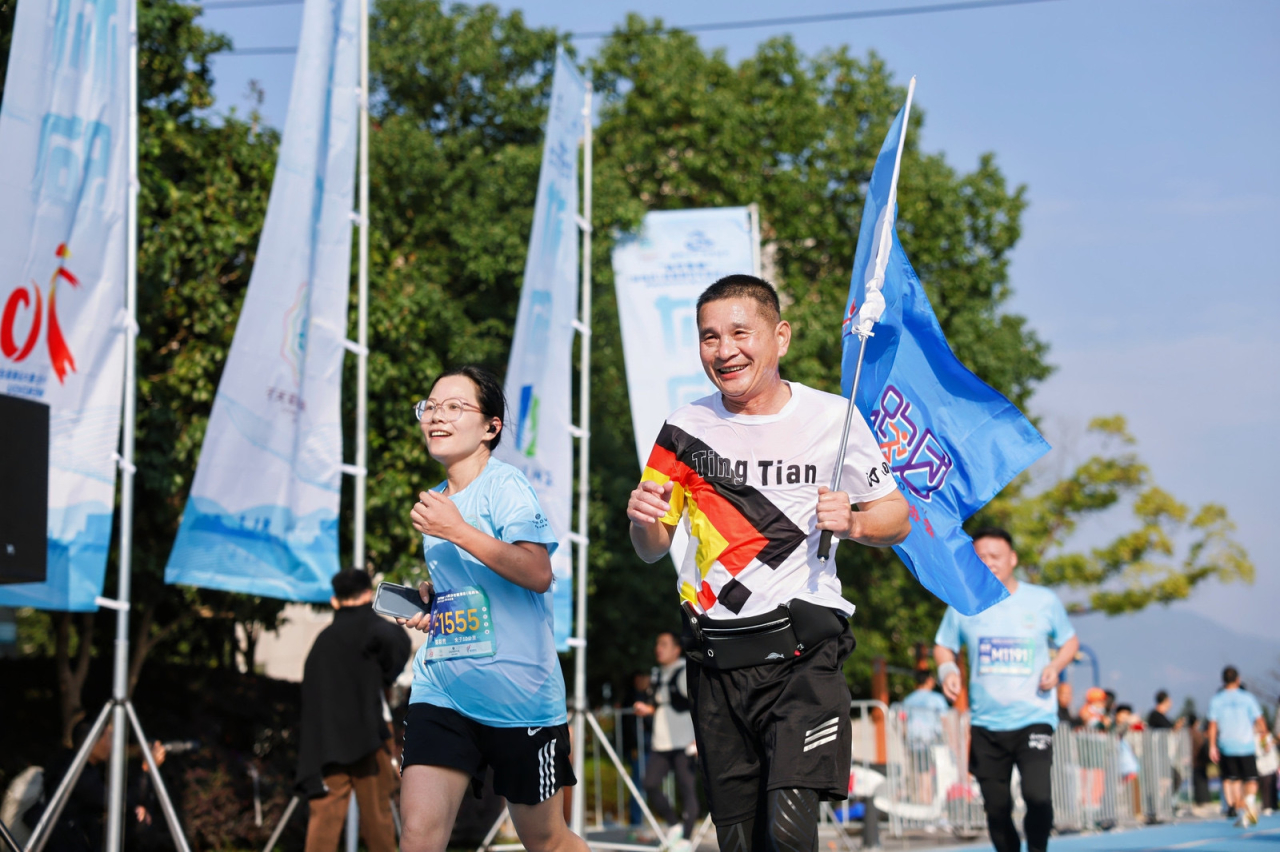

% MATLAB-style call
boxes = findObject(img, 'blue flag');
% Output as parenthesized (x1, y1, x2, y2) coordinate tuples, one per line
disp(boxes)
(841, 90, 1049, 616)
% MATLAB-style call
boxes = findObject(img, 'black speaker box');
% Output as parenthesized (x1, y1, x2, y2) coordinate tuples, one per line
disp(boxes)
(0, 394, 49, 584)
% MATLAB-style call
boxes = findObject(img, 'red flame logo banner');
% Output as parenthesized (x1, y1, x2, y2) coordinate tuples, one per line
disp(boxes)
(0, 243, 81, 382)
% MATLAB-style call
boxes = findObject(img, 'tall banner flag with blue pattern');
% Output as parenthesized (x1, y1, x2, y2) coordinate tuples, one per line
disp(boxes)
(493, 49, 586, 650)
(613, 207, 758, 569)
(842, 79, 1049, 616)
(0, 0, 130, 610)
(163, 0, 359, 601)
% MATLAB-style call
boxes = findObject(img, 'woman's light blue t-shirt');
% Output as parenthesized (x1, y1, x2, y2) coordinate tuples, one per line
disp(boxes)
(409, 458, 567, 727)
(935, 582, 1075, 732)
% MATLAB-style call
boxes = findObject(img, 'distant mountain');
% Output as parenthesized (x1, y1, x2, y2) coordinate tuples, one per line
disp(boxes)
(1067, 605, 1280, 717)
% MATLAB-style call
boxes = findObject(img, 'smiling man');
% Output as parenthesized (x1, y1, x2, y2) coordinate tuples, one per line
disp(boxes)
(627, 274, 909, 852)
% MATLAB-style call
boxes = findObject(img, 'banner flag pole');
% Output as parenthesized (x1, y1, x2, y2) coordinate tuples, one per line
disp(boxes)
(818, 76, 915, 563)
(569, 79, 593, 840)
(103, 0, 142, 844)
(353, 0, 370, 571)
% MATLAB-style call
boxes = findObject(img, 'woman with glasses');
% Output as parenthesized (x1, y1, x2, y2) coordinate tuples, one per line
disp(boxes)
(395, 365, 585, 852)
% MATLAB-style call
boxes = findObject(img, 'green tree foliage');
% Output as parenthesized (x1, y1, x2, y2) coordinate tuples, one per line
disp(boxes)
(4, 0, 1252, 713)
(982, 416, 1253, 615)
(365, 5, 1249, 697)
(363, 7, 1046, 691)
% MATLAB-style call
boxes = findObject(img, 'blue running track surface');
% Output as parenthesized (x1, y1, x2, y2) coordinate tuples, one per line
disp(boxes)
(934, 812, 1280, 852)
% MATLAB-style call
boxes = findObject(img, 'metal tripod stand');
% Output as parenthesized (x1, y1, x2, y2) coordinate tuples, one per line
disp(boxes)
(22, 697, 192, 852)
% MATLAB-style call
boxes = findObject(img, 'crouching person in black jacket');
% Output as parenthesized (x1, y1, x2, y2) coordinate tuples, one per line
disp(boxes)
(296, 569, 411, 852)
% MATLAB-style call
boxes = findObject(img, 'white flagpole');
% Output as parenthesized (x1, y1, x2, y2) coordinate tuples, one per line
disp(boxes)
(818, 76, 915, 563)
(353, 0, 370, 571)
(569, 80, 593, 839)
(103, 0, 141, 844)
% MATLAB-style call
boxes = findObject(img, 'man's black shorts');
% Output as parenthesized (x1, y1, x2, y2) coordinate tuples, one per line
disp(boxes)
(969, 723, 1055, 781)
(401, 703, 575, 805)
(1219, 753, 1259, 781)
(687, 623, 855, 823)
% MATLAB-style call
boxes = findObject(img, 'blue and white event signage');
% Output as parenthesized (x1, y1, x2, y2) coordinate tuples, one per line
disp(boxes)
(493, 49, 586, 650)
(0, 0, 130, 610)
(841, 82, 1049, 616)
(612, 207, 758, 566)
(164, 0, 359, 601)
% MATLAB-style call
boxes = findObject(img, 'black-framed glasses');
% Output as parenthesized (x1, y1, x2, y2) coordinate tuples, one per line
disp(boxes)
(414, 399, 482, 423)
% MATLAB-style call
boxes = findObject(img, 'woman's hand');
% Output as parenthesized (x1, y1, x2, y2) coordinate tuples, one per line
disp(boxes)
(411, 491, 466, 543)
(396, 581, 435, 634)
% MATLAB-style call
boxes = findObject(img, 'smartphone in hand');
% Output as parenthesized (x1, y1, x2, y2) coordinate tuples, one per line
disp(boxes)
(373, 581, 433, 620)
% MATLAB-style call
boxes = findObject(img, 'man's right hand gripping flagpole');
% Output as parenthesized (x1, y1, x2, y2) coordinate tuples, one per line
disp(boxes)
(818, 76, 916, 563)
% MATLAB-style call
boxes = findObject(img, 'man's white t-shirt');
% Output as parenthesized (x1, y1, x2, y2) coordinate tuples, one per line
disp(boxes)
(642, 382, 898, 618)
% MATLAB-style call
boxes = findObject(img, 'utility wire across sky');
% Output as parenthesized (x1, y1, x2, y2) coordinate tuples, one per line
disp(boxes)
(211, 0, 1065, 56)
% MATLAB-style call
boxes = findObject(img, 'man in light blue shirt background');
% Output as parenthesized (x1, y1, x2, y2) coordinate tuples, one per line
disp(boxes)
(1208, 665, 1266, 827)
(903, 671, 951, 745)
(934, 528, 1079, 852)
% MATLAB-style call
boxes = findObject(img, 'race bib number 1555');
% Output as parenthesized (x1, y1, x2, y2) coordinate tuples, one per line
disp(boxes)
(424, 586, 495, 660)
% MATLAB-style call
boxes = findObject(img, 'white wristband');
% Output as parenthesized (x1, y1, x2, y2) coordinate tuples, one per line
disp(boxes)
(938, 661, 961, 683)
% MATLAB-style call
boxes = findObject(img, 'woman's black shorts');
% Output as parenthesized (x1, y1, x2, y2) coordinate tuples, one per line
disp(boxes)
(401, 703, 576, 805)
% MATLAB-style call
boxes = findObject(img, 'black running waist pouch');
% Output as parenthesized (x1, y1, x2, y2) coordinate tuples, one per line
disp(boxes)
(681, 599, 847, 671)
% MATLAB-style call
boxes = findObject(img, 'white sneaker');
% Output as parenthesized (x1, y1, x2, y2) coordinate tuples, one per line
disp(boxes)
(664, 825, 684, 848)
(1243, 805, 1259, 827)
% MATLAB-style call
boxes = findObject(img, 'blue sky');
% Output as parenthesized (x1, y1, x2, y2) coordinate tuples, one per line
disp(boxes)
(202, 1, 1280, 677)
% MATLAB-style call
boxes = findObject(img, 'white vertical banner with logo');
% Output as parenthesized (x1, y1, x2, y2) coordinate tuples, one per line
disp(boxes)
(494, 49, 585, 650)
(0, 0, 130, 610)
(612, 207, 758, 566)
(163, 0, 358, 602)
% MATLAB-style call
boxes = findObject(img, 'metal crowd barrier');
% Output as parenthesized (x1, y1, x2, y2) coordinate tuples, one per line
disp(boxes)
(874, 705, 1193, 839)
(876, 704, 984, 837)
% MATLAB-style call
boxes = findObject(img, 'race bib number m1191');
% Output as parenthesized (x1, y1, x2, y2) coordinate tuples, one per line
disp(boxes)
(424, 586, 495, 661)
(977, 637, 1035, 676)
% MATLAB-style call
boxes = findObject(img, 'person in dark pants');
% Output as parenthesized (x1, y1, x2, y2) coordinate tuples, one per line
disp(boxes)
(621, 671, 654, 826)
(634, 632, 700, 842)
(935, 528, 1080, 852)
(1188, 714, 1212, 804)
(297, 568, 412, 852)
